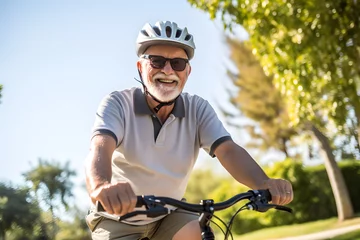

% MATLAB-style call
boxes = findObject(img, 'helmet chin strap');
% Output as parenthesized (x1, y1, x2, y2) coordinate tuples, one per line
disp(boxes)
(135, 70, 178, 113)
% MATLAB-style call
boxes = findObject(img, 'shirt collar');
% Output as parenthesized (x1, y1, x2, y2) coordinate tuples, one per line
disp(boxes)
(133, 88, 185, 117)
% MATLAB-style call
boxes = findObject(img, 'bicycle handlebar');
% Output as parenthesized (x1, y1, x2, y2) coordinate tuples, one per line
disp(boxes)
(96, 189, 292, 221)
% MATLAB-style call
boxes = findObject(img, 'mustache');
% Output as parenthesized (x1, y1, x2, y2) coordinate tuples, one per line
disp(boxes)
(153, 73, 180, 82)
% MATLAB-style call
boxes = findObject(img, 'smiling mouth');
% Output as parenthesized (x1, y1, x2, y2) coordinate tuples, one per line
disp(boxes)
(156, 79, 177, 84)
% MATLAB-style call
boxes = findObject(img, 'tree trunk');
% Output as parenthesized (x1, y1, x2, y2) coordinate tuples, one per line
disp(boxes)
(357, 123, 360, 156)
(0, 230, 5, 240)
(311, 124, 354, 221)
(281, 137, 289, 158)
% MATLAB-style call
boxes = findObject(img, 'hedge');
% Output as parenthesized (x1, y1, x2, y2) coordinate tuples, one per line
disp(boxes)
(207, 159, 360, 235)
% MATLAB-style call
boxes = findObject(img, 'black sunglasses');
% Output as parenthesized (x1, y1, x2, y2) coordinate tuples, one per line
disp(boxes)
(142, 55, 189, 71)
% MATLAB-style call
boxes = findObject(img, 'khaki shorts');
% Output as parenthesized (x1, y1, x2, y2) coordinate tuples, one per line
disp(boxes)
(86, 209, 199, 240)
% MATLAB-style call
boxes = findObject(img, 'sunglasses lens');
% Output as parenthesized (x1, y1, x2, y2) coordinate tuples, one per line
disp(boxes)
(147, 55, 188, 71)
(150, 56, 167, 69)
(170, 59, 186, 71)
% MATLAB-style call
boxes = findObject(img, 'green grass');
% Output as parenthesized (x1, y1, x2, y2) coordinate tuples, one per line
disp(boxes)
(216, 216, 360, 240)
(331, 230, 360, 240)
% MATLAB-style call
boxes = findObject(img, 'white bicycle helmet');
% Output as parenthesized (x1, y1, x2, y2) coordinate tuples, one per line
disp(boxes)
(136, 21, 196, 60)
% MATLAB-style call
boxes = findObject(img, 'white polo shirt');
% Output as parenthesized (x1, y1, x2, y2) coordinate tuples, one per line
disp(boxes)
(92, 87, 231, 224)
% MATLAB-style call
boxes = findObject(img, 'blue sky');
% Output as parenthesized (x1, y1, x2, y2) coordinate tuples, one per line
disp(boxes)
(0, 1, 257, 209)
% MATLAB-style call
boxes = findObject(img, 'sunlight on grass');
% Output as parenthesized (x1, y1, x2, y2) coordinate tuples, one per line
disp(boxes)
(226, 216, 360, 240)
(331, 230, 360, 240)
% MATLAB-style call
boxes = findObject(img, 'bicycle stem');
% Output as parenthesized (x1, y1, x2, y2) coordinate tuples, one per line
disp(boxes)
(199, 199, 215, 240)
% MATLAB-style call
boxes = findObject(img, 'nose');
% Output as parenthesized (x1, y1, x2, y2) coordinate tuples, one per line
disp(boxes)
(161, 60, 175, 74)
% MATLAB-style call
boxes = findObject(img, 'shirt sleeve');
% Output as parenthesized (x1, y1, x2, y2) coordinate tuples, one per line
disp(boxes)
(91, 92, 125, 146)
(197, 98, 231, 157)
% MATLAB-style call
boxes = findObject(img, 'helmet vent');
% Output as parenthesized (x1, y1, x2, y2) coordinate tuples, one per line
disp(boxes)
(185, 34, 192, 41)
(141, 30, 149, 37)
(166, 26, 172, 37)
(153, 26, 161, 36)
(175, 29, 182, 38)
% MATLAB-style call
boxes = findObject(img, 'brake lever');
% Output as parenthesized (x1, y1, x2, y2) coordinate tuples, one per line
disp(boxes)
(246, 202, 293, 213)
(143, 205, 170, 218)
(274, 205, 293, 213)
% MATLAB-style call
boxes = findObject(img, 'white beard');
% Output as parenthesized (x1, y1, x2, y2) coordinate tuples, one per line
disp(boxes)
(144, 73, 182, 102)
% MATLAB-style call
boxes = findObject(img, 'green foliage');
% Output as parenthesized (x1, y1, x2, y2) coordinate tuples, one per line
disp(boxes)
(188, 1, 359, 221)
(225, 38, 298, 157)
(207, 160, 307, 234)
(0, 84, 2, 102)
(185, 168, 230, 203)
(209, 181, 261, 235)
(202, 160, 360, 234)
(334, 161, 360, 212)
(1, 160, 87, 239)
(0, 183, 41, 239)
(55, 207, 91, 240)
(23, 159, 76, 213)
(22, 159, 77, 239)
(188, 0, 360, 154)
(4, 209, 90, 240)
(304, 161, 360, 216)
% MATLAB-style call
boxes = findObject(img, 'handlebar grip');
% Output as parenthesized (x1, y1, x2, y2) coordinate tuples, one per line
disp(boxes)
(262, 189, 272, 202)
(96, 196, 144, 212)
(249, 189, 272, 202)
(136, 196, 145, 208)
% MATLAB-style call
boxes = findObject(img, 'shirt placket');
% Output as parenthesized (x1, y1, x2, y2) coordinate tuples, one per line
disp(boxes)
(155, 115, 175, 146)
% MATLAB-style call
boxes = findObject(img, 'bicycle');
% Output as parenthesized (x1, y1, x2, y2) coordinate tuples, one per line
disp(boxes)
(96, 189, 293, 240)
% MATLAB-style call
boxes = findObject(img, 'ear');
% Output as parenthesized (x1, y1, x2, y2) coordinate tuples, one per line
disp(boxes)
(187, 65, 192, 76)
(137, 60, 142, 74)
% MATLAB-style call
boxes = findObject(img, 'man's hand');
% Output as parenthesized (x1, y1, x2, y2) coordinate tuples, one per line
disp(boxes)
(91, 181, 137, 216)
(262, 178, 293, 205)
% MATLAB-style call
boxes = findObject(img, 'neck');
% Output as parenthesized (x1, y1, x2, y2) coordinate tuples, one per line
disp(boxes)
(145, 95, 174, 123)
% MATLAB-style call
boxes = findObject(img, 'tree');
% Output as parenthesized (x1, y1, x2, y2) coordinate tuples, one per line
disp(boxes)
(23, 159, 76, 238)
(0, 84, 2, 103)
(55, 206, 91, 240)
(225, 38, 298, 157)
(0, 183, 40, 240)
(188, 0, 358, 220)
(335, 114, 360, 159)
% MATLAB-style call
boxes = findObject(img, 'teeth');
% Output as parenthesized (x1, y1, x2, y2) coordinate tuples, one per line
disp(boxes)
(158, 79, 175, 83)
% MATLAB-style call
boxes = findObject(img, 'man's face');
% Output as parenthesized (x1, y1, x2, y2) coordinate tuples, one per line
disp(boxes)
(137, 45, 191, 102)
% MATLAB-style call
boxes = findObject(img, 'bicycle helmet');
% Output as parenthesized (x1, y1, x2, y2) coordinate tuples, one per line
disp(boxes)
(136, 21, 196, 60)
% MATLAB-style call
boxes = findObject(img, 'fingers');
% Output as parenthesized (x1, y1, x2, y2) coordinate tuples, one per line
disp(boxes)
(263, 178, 294, 205)
(124, 183, 138, 213)
(116, 182, 137, 215)
(91, 181, 137, 216)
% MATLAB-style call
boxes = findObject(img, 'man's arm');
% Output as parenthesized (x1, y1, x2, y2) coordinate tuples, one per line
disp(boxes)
(85, 134, 115, 198)
(85, 134, 137, 215)
(214, 139, 293, 205)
